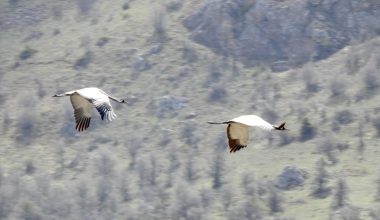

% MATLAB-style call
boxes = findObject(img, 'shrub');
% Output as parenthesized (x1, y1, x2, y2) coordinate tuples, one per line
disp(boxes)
(73, 51, 93, 70)
(96, 37, 110, 47)
(166, 1, 183, 12)
(334, 110, 354, 125)
(278, 132, 295, 146)
(182, 42, 198, 63)
(122, 2, 129, 10)
(151, 8, 167, 43)
(207, 87, 227, 103)
(76, 0, 97, 15)
(24, 160, 36, 175)
(363, 70, 379, 92)
(275, 166, 306, 190)
(329, 78, 346, 98)
(19, 47, 38, 60)
(299, 118, 316, 142)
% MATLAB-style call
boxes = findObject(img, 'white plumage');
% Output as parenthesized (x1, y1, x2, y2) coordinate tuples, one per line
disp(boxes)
(53, 87, 126, 132)
(208, 115, 287, 153)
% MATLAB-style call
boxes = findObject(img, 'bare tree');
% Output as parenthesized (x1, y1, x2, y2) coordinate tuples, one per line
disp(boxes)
(147, 154, 158, 186)
(210, 149, 225, 189)
(329, 77, 346, 99)
(184, 151, 198, 183)
(311, 158, 331, 198)
(375, 168, 380, 201)
(241, 172, 256, 197)
(268, 185, 283, 213)
(119, 172, 132, 202)
(221, 185, 234, 211)
(169, 182, 203, 220)
(96, 151, 114, 177)
(318, 137, 338, 165)
(151, 8, 167, 43)
(373, 117, 380, 137)
(301, 63, 319, 94)
(332, 178, 348, 209)
(166, 150, 180, 188)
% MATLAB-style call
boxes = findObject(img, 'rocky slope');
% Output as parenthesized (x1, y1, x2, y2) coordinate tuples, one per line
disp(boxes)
(184, 0, 380, 70)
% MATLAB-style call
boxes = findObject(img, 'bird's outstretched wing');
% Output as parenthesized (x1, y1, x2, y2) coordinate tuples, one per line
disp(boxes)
(227, 123, 249, 153)
(231, 115, 274, 130)
(93, 98, 117, 121)
(70, 94, 92, 132)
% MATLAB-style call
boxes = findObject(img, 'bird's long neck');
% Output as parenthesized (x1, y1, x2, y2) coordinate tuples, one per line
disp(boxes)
(53, 93, 66, 97)
(207, 121, 229, 124)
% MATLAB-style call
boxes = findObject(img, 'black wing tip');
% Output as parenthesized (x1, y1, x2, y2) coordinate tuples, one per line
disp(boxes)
(75, 118, 91, 132)
(274, 122, 287, 130)
(229, 144, 247, 153)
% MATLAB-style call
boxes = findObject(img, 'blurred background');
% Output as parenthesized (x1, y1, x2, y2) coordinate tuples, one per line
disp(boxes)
(0, 0, 380, 219)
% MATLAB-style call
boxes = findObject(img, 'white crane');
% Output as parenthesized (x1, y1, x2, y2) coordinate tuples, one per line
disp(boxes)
(208, 115, 287, 153)
(53, 87, 126, 132)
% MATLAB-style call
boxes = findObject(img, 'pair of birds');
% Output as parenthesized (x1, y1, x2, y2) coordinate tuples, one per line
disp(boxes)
(54, 87, 287, 153)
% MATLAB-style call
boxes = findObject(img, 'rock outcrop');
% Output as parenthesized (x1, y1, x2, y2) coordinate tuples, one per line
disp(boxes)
(184, 0, 380, 70)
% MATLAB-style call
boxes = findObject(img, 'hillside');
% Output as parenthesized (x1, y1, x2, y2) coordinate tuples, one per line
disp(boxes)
(1, 0, 380, 219)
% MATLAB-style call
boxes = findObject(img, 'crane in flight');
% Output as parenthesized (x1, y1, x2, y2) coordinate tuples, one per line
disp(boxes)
(53, 87, 126, 132)
(208, 115, 287, 153)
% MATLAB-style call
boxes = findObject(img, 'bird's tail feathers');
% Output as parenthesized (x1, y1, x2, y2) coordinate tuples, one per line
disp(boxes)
(273, 122, 287, 130)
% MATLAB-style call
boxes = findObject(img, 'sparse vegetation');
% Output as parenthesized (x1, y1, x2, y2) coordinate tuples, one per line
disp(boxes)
(1, 1, 380, 219)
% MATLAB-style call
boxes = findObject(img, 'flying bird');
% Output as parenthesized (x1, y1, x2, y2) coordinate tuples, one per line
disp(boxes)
(53, 87, 126, 132)
(208, 115, 287, 153)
